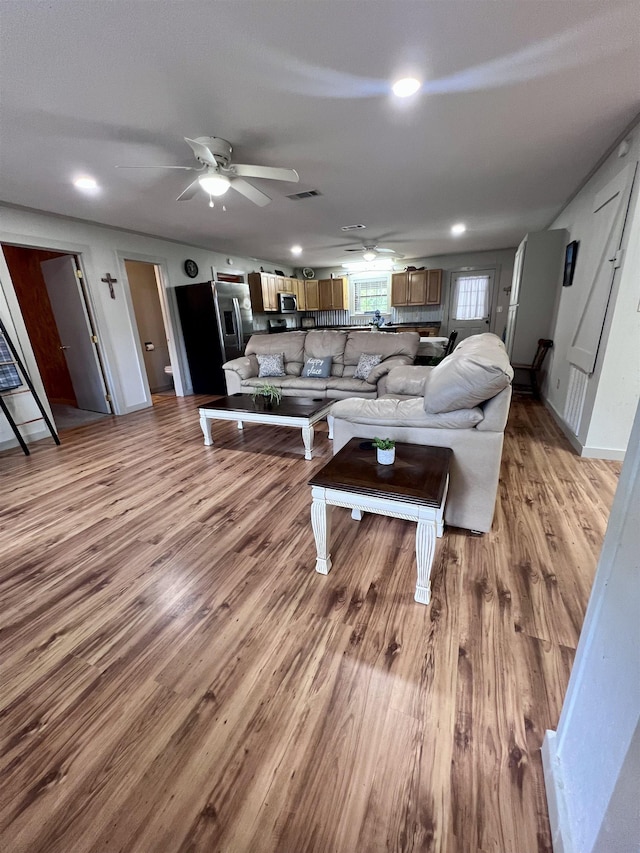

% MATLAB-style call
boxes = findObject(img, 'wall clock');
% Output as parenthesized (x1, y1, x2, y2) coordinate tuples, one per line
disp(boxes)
(302, 267, 315, 279)
(184, 259, 199, 279)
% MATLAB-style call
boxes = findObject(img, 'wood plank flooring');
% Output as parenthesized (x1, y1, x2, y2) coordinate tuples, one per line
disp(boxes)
(0, 394, 620, 852)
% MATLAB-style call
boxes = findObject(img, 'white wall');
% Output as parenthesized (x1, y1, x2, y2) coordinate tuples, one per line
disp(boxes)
(542, 401, 640, 853)
(544, 121, 640, 458)
(0, 204, 291, 448)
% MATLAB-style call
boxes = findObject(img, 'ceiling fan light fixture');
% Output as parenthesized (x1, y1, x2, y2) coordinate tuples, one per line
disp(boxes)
(199, 172, 231, 196)
(392, 77, 421, 98)
(362, 250, 378, 262)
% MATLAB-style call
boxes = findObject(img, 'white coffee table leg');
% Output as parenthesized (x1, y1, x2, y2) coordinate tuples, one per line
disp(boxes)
(237, 420, 243, 430)
(302, 424, 314, 460)
(327, 414, 334, 440)
(311, 497, 333, 574)
(351, 508, 363, 520)
(200, 415, 213, 446)
(414, 519, 436, 604)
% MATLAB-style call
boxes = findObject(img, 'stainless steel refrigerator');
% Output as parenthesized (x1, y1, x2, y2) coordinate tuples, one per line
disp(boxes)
(176, 280, 253, 395)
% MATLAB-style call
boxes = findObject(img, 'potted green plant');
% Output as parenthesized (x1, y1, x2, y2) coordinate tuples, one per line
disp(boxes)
(251, 382, 282, 410)
(373, 436, 396, 465)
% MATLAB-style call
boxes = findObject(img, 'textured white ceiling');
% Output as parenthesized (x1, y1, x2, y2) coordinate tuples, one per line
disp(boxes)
(1, 1, 639, 268)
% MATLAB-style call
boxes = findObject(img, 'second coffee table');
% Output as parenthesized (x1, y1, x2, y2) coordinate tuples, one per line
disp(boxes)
(308, 439, 452, 604)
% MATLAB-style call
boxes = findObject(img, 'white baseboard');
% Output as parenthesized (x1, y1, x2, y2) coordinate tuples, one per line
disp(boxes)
(542, 730, 574, 853)
(542, 398, 626, 461)
(580, 446, 625, 461)
(0, 425, 51, 453)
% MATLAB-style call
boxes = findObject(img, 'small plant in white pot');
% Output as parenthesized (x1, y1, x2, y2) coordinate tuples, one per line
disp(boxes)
(373, 437, 396, 465)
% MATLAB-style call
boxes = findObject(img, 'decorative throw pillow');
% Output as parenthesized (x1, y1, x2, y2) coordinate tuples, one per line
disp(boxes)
(302, 356, 332, 378)
(257, 352, 285, 377)
(353, 353, 383, 381)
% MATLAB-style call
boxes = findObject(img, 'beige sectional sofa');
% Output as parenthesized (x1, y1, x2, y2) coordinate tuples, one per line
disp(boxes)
(330, 334, 513, 533)
(223, 329, 419, 399)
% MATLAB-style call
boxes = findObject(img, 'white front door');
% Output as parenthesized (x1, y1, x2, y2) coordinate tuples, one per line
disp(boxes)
(449, 270, 495, 341)
(41, 255, 112, 413)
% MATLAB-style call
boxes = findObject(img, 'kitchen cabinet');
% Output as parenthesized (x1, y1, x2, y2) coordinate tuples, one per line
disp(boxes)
(318, 277, 349, 310)
(248, 272, 279, 312)
(304, 279, 319, 311)
(391, 269, 442, 306)
(292, 278, 306, 310)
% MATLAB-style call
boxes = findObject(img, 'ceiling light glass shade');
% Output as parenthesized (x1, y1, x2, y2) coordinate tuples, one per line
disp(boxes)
(73, 176, 98, 190)
(199, 173, 231, 196)
(362, 250, 377, 262)
(392, 77, 421, 98)
(451, 223, 466, 235)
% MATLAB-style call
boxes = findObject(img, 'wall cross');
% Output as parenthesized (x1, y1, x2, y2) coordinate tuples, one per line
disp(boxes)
(101, 273, 117, 299)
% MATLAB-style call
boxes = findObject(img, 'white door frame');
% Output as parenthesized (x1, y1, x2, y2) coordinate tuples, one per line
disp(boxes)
(116, 251, 185, 397)
(447, 267, 498, 339)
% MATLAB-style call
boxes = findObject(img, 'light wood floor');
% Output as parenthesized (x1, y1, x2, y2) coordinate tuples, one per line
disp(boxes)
(0, 395, 620, 853)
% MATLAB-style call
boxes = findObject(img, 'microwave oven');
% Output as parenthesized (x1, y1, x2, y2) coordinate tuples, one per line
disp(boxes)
(278, 292, 298, 313)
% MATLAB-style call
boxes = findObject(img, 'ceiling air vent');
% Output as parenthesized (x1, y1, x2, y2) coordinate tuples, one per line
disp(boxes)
(340, 224, 366, 231)
(287, 189, 322, 200)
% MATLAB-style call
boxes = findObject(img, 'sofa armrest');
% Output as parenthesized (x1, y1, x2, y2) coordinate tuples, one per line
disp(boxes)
(222, 354, 258, 380)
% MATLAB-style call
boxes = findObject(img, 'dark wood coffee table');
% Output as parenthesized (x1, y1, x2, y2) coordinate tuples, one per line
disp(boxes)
(308, 439, 452, 604)
(199, 394, 333, 459)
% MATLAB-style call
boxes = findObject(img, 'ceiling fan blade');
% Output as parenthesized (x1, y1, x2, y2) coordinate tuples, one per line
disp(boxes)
(184, 137, 217, 167)
(376, 248, 404, 257)
(176, 178, 202, 201)
(115, 165, 196, 170)
(231, 178, 271, 207)
(231, 164, 299, 183)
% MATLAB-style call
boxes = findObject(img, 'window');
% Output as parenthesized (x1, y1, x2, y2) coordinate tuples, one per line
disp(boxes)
(350, 273, 391, 316)
(452, 275, 490, 320)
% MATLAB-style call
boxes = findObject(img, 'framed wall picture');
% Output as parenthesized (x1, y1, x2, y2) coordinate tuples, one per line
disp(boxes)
(563, 240, 579, 287)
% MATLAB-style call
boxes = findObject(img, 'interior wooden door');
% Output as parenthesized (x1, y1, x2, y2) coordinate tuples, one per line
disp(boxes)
(1, 244, 77, 405)
(41, 255, 111, 413)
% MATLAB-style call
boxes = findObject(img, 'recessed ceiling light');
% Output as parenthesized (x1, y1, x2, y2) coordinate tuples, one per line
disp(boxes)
(392, 77, 421, 98)
(451, 223, 466, 235)
(291, 245, 302, 256)
(73, 176, 98, 190)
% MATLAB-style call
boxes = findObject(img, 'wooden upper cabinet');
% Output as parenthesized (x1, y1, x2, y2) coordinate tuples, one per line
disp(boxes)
(391, 269, 442, 306)
(391, 272, 408, 306)
(304, 279, 319, 310)
(293, 279, 306, 310)
(248, 272, 278, 312)
(408, 270, 427, 305)
(426, 269, 442, 305)
(318, 277, 349, 310)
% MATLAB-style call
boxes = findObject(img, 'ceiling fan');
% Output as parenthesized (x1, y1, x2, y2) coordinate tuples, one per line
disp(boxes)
(116, 136, 299, 207)
(344, 243, 405, 261)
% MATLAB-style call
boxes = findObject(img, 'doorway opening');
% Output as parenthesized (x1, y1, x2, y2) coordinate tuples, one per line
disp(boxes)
(2, 244, 113, 430)
(123, 259, 174, 403)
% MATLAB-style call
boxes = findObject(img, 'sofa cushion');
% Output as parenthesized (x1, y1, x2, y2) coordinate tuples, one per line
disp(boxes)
(302, 356, 332, 378)
(344, 330, 419, 366)
(353, 353, 382, 380)
(326, 376, 374, 393)
(423, 336, 513, 414)
(331, 397, 484, 428)
(303, 330, 347, 377)
(257, 352, 285, 377)
(246, 331, 306, 376)
(277, 376, 329, 391)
